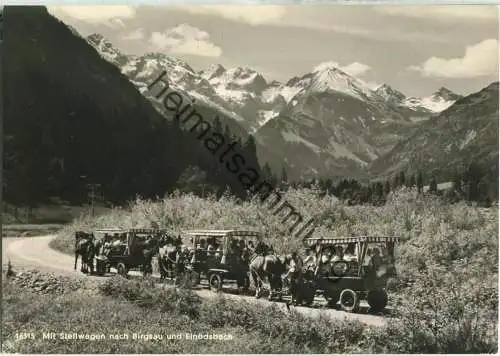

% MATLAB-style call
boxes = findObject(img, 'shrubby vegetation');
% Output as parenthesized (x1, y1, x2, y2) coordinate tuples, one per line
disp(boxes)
(51, 187, 498, 353)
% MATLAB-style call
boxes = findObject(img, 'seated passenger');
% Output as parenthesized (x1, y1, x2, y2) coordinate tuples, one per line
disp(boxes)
(343, 243, 357, 262)
(304, 248, 317, 269)
(321, 250, 331, 264)
(371, 247, 383, 270)
(330, 246, 344, 263)
(315, 255, 331, 277)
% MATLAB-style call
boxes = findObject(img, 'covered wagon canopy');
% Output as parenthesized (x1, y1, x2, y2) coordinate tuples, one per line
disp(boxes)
(93, 228, 174, 236)
(183, 229, 263, 238)
(304, 236, 403, 246)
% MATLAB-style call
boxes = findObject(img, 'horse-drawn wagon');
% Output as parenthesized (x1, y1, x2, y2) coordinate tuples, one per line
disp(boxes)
(183, 229, 263, 292)
(93, 228, 168, 277)
(303, 235, 401, 313)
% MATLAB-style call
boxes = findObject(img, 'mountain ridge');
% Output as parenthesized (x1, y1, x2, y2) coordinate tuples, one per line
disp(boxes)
(85, 32, 495, 182)
(368, 81, 499, 181)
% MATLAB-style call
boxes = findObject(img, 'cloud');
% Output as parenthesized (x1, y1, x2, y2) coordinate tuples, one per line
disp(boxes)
(149, 24, 222, 57)
(123, 28, 146, 41)
(108, 18, 126, 29)
(176, 5, 454, 43)
(48, 6, 136, 24)
(408, 39, 499, 78)
(341, 62, 372, 77)
(376, 6, 497, 21)
(179, 5, 286, 25)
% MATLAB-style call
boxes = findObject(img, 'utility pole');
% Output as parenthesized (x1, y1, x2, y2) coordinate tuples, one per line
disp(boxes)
(87, 183, 101, 217)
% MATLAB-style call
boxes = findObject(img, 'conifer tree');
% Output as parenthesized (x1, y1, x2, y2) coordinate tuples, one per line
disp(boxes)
(417, 172, 424, 193)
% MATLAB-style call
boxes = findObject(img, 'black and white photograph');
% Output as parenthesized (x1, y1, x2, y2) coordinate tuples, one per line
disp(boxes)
(1, 3, 499, 354)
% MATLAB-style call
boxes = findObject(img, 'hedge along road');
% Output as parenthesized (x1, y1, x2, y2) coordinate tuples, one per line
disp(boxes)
(2, 235, 391, 327)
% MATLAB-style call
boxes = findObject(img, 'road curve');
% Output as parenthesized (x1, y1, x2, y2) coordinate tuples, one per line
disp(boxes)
(3, 235, 390, 327)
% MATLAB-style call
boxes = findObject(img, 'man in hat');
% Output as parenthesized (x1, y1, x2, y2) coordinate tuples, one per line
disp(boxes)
(174, 244, 187, 285)
(284, 251, 304, 307)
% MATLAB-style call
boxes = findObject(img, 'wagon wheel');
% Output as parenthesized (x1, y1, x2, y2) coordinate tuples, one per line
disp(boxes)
(117, 262, 128, 277)
(367, 289, 388, 313)
(339, 289, 360, 313)
(208, 274, 223, 292)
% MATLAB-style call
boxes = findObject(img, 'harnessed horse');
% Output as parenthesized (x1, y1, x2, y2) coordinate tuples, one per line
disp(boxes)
(74, 231, 96, 274)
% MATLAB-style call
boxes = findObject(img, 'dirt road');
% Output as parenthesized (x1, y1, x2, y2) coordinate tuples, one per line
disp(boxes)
(3, 235, 390, 327)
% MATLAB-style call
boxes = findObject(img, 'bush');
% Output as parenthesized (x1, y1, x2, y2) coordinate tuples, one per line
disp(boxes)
(98, 276, 201, 318)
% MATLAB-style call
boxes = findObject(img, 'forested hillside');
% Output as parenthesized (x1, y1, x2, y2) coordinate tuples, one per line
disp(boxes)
(2, 6, 263, 206)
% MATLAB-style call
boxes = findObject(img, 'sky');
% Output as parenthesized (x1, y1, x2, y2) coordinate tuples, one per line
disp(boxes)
(48, 4, 499, 97)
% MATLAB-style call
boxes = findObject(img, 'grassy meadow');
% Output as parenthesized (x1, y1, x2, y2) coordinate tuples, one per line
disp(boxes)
(45, 187, 498, 352)
(2, 268, 497, 354)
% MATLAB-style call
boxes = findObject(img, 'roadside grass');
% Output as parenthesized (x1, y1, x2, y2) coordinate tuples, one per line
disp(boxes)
(2, 203, 112, 225)
(3, 269, 496, 354)
(49, 187, 498, 353)
(3, 224, 64, 238)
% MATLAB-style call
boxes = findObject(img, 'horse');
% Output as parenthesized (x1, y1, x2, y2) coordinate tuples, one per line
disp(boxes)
(127, 235, 162, 276)
(74, 231, 96, 274)
(157, 235, 183, 280)
(248, 244, 292, 300)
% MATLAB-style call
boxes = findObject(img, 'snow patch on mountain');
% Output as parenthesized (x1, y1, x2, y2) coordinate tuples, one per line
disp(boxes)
(327, 140, 368, 166)
(257, 110, 280, 127)
(282, 131, 321, 153)
(459, 130, 477, 149)
(404, 96, 455, 113)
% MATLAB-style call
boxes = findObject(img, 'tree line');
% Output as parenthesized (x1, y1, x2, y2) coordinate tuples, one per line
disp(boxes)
(265, 162, 498, 207)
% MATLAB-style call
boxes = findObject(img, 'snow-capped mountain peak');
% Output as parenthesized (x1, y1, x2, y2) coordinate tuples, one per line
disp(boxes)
(375, 84, 406, 102)
(405, 87, 462, 113)
(431, 87, 462, 102)
(215, 66, 268, 93)
(200, 64, 226, 81)
(85, 31, 491, 181)
(312, 61, 342, 73)
(284, 62, 377, 102)
(87, 33, 126, 65)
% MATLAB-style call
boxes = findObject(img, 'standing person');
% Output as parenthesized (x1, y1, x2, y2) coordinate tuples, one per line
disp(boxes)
(284, 251, 303, 307)
(174, 245, 186, 286)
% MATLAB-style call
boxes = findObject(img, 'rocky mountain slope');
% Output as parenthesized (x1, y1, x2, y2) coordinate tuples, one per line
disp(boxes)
(86, 33, 482, 181)
(253, 63, 427, 179)
(368, 82, 499, 180)
(86, 34, 249, 138)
